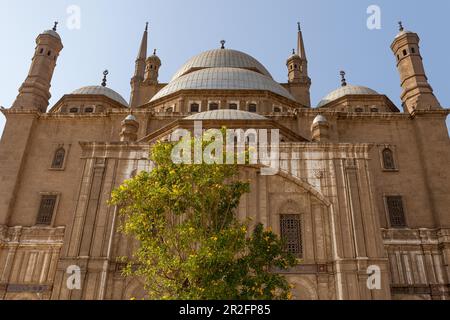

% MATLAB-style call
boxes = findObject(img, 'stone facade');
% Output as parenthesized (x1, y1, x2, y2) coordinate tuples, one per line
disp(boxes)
(0, 23, 449, 300)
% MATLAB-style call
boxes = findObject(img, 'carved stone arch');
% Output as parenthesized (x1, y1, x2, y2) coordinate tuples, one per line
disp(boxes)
(276, 169, 331, 207)
(288, 276, 319, 300)
(244, 165, 331, 207)
(278, 199, 302, 215)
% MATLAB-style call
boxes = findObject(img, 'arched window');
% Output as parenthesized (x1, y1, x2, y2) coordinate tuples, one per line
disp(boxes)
(51, 148, 66, 169)
(248, 104, 257, 113)
(228, 103, 238, 110)
(69, 107, 79, 113)
(84, 107, 94, 113)
(273, 107, 281, 113)
(190, 103, 199, 113)
(382, 148, 396, 170)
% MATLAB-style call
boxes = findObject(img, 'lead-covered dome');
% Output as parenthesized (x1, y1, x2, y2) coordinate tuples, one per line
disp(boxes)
(150, 67, 295, 102)
(72, 86, 128, 106)
(317, 85, 378, 107)
(170, 49, 273, 81)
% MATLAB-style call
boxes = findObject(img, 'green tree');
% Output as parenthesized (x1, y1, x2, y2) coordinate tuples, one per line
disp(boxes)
(110, 136, 296, 300)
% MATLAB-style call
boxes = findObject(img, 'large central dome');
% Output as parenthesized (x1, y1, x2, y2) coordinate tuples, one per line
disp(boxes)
(170, 48, 273, 81)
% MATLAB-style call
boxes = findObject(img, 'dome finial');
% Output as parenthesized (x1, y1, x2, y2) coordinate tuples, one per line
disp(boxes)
(220, 40, 226, 49)
(340, 70, 347, 87)
(297, 22, 301, 32)
(102, 70, 109, 87)
(53, 21, 58, 31)
(398, 21, 404, 32)
(292, 48, 296, 55)
(153, 48, 157, 55)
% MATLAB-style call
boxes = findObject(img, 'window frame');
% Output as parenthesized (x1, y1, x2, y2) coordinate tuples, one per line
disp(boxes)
(208, 102, 219, 111)
(379, 145, 399, 172)
(36, 192, 61, 227)
(49, 144, 70, 171)
(384, 195, 408, 229)
(189, 102, 200, 113)
(247, 103, 257, 113)
(280, 214, 303, 258)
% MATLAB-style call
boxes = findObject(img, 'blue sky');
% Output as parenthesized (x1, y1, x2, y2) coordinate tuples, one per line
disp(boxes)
(0, 0, 449, 134)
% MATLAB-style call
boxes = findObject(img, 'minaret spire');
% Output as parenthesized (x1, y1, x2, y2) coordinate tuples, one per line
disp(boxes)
(297, 21, 307, 60)
(136, 22, 148, 68)
(130, 22, 149, 107)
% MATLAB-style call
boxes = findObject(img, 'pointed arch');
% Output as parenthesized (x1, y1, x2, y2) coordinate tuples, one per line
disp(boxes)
(51, 147, 66, 169)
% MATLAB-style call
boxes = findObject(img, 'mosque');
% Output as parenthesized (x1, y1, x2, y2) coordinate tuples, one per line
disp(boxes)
(0, 21, 449, 300)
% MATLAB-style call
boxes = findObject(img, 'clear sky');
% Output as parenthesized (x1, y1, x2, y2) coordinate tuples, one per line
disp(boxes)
(0, 0, 449, 134)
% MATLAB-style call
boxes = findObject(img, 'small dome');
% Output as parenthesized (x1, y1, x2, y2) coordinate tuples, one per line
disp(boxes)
(125, 114, 137, 121)
(42, 29, 61, 40)
(171, 49, 272, 81)
(147, 52, 161, 65)
(184, 109, 267, 121)
(312, 115, 328, 125)
(71, 86, 128, 106)
(317, 85, 379, 107)
(151, 67, 295, 102)
(395, 30, 414, 39)
(287, 53, 301, 61)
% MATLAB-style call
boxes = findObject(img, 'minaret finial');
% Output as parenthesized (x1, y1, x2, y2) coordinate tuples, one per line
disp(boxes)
(297, 22, 301, 32)
(53, 21, 58, 31)
(102, 70, 109, 87)
(145, 22, 149, 32)
(398, 21, 404, 32)
(340, 70, 347, 87)
(220, 40, 226, 49)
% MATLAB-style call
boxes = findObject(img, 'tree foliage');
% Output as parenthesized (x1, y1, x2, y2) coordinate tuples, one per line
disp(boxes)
(110, 136, 296, 300)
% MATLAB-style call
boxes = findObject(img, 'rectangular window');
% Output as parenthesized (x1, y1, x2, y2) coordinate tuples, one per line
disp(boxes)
(37, 195, 57, 225)
(209, 103, 219, 111)
(386, 196, 406, 228)
(280, 214, 302, 258)
(248, 104, 257, 113)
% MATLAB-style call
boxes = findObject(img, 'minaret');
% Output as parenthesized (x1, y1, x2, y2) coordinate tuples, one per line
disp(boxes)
(144, 49, 161, 84)
(130, 22, 148, 108)
(286, 22, 311, 107)
(391, 22, 441, 113)
(11, 22, 63, 113)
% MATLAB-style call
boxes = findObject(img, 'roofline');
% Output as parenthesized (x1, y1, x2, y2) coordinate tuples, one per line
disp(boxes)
(140, 89, 304, 109)
(48, 94, 129, 113)
(316, 94, 400, 112)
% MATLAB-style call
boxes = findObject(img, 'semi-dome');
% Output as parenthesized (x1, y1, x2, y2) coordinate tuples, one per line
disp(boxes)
(184, 109, 268, 121)
(170, 49, 273, 81)
(151, 67, 295, 102)
(72, 86, 128, 106)
(317, 85, 378, 108)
